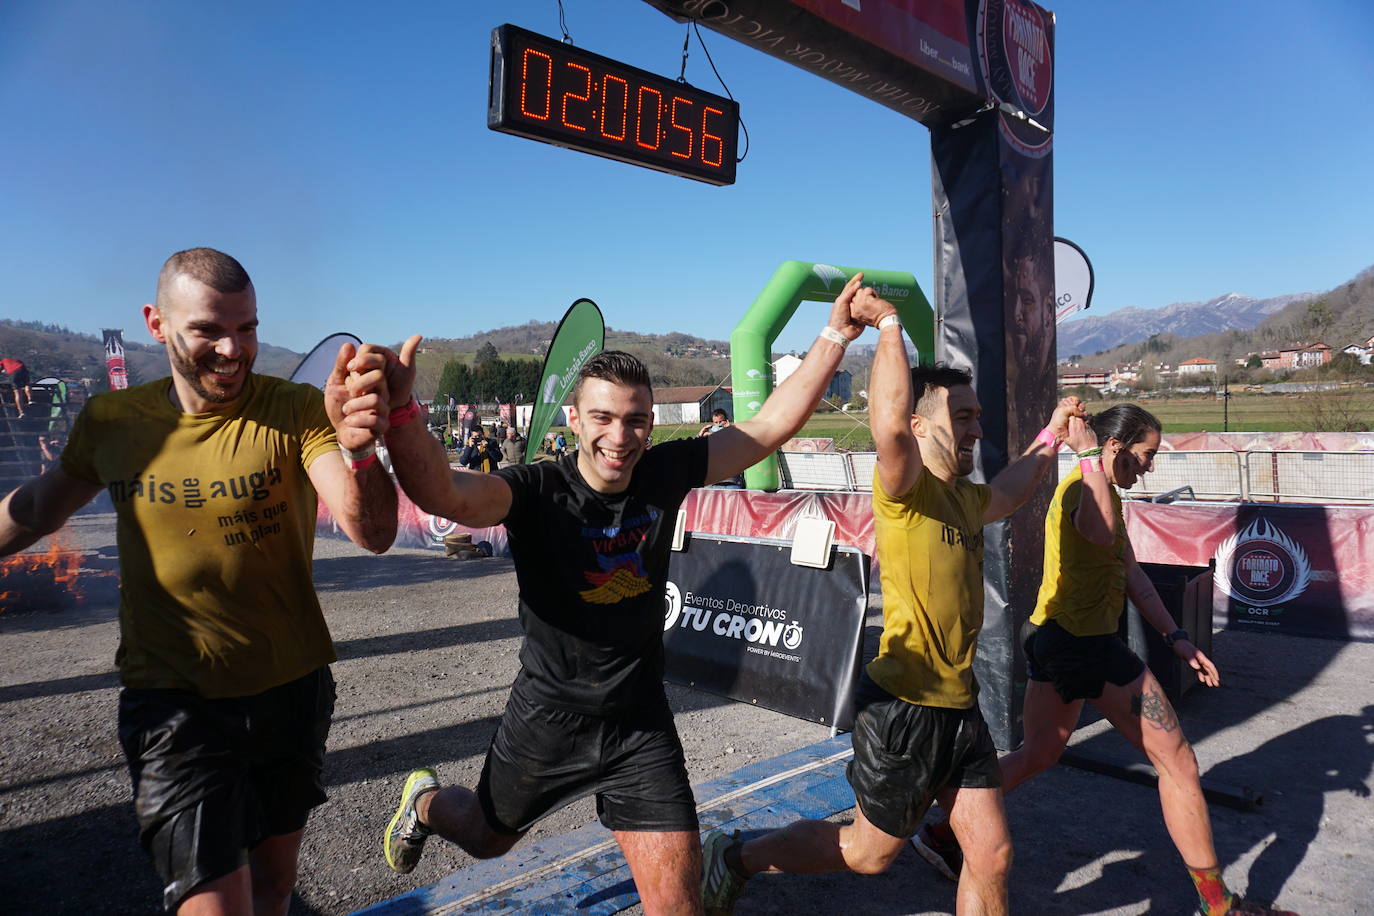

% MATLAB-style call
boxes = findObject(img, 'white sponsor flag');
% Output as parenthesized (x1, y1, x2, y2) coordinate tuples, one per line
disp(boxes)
(1054, 238, 1095, 323)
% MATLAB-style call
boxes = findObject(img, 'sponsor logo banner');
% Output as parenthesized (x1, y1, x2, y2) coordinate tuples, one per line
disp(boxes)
(664, 534, 869, 728)
(102, 329, 128, 390)
(525, 298, 604, 463)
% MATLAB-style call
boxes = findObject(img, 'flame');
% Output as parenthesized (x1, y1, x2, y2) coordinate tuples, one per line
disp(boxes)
(0, 530, 99, 611)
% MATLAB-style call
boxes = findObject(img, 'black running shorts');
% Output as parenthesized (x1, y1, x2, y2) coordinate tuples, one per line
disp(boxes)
(476, 686, 698, 835)
(1024, 619, 1146, 703)
(117, 667, 336, 911)
(846, 673, 1001, 840)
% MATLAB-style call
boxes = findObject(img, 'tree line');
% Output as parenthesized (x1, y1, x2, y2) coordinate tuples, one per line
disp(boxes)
(434, 347, 543, 405)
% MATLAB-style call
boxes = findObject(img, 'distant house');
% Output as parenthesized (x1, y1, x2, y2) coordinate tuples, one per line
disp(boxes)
(825, 369, 852, 404)
(771, 354, 803, 386)
(1057, 366, 1110, 392)
(1341, 341, 1373, 366)
(652, 384, 734, 426)
(1286, 342, 1332, 369)
(1258, 351, 1283, 370)
(1178, 357, 1217, 376)
(774, 355, 849, 403)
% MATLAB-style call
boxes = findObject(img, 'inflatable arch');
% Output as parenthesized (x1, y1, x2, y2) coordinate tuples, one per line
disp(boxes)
(730, 261, 935, 490)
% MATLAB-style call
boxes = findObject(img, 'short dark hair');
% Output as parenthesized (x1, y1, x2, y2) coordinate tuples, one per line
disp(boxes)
(909, 363, 973, 416)
(572, 350, 652, 404)
(156, 248, 252, 311)
(712, 408, 729, 420)
(1089, 404, 1162, 448)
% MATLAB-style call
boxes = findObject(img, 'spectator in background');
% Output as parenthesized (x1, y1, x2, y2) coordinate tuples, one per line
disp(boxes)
(2, 357, 32, 417)
(698, 408, 732, 438)
(553, 431, 568, 456)
(500, 429, 524, 467)
(459, 427, 501, 473)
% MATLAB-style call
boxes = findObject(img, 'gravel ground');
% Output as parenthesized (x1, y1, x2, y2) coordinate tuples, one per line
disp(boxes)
(2, 511, 1371, 915)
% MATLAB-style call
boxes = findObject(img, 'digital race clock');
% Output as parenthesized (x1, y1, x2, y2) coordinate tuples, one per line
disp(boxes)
(488, 24, 739, 186)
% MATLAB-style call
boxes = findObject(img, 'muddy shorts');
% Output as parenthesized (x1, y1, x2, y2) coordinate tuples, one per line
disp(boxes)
(476, 686, 698, 835)
(1024, 619, 1146, 703)
(117, 667, 335, 911)
(846, 672, 1001, 839)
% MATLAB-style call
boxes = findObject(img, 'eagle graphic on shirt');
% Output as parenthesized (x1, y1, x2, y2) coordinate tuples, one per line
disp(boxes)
(579, 551, 652, 604)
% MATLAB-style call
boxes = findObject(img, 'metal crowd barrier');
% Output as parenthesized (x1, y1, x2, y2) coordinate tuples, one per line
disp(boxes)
(784, 449, 1374, 505)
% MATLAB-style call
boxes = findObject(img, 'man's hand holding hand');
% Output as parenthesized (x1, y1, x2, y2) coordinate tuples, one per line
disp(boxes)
(326, 342, 390, 451)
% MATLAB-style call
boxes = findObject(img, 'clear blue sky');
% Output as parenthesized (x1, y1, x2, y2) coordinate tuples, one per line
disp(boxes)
(3, 0, 1371, 356)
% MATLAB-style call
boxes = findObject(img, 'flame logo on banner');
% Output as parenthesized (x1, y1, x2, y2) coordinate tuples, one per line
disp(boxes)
(1214, 517, 1312, 607)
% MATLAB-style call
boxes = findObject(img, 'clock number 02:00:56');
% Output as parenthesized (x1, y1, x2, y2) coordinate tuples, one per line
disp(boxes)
(516, 49, 728, 167)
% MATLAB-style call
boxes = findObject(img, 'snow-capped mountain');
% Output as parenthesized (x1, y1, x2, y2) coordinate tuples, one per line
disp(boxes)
(1056, 291, 1310, 357)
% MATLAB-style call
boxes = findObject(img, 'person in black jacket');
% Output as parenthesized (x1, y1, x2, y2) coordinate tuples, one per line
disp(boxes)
(458, 427, 500, 473)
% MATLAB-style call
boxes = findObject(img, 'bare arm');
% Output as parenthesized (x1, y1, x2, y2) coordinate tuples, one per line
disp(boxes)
(368, 335, 513, 527)
(984, 396, 1085, 522)
(1066, 415, 1118, 547)
(705, 273, 876, 483)
(867, 295, 920, 498)
(1125, 542, 1220, 686)
(0, 467, 103, 556)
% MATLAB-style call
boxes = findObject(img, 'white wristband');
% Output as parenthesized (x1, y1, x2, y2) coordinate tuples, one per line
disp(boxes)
(340, 441, 376, 463)
(818, 325, 850, 348)
(877, 313, 901, 331)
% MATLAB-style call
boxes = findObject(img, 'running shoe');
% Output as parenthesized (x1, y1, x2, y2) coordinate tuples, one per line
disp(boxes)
(701, 828, 748, 915)
(909, 821, 962, 882)
(1202, 898, 1299, 916)
(384, 767, 439, 874)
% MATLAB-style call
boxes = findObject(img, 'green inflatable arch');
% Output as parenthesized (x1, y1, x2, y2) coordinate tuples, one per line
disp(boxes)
(730, 260, 934, 490)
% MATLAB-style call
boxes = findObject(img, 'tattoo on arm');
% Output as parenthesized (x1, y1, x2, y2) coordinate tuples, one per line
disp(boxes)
(1131, 687, 1179, 732)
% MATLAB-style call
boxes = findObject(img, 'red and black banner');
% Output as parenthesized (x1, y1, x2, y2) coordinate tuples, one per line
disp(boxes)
(664, 534, 870, 729)
(101, 329, 128, 390)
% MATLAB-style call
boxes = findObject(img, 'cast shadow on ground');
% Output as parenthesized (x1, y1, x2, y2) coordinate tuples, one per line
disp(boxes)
(312, 553, 515, 592)
(334, 617, 523, 661)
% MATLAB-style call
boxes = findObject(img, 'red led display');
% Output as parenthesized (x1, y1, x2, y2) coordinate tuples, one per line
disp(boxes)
(489, 24, 739, 186)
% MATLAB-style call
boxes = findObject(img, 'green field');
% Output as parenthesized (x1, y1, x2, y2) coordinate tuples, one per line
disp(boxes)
(547, 389, 1373, 452)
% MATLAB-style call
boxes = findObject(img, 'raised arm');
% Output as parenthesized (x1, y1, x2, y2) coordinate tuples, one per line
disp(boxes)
(983, 396, 1084, 522)
(368, 335, 513, 527)
(311, 341, 398, 554)
(1066, 415, 1118, 547)
(866, 289, 920, 498)
(0, 467, 103, 556)
(1125, 541, 1220, 686)
(705, 273, 878, 483)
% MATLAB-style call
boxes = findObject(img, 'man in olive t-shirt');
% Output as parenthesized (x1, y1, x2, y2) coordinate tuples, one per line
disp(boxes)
(0, 248, 398, 914)
(704, 287, 1082, 916)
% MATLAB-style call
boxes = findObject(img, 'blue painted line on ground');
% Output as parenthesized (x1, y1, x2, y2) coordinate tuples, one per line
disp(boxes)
(352, 734, 857, 915)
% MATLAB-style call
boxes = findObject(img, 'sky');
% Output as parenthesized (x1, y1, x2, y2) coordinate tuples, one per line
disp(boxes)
(2, 0, 1372, 357)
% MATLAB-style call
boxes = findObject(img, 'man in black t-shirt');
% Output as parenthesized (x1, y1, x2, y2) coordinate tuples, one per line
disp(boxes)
(362, 274, 885, 912)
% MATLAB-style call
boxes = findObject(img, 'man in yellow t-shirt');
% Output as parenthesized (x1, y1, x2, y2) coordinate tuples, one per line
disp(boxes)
(701, 287, 1082, 916)
(0, 248, 398, 914)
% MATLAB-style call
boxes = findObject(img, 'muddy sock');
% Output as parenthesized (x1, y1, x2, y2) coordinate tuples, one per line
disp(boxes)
(723, 839, 751, 880)
(928, 820, 956, 845)
(1187, 864, 1234, 915)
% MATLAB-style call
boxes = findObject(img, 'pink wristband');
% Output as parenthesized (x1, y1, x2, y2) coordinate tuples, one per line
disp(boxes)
(1079, 457, 1103, 474)
(350, 453, 378, 472)
(1035, 427, 1057, 448)
(389, 397, 420, 429)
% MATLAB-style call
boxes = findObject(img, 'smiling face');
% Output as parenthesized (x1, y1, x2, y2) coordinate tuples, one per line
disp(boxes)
(143, 273, 259, 412)
(568, 377, 654, 494)
(913, 383, 983, 481)
(1107, 426, 1160, 489)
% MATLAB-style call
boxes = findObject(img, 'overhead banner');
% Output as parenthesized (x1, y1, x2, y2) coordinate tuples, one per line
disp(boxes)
(288, 332, 362, 390)
(643, 0, 987, 126)
(524, 298, 604, 463)
(663, 534, 870, 729)
(101, 329, 128, 390)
